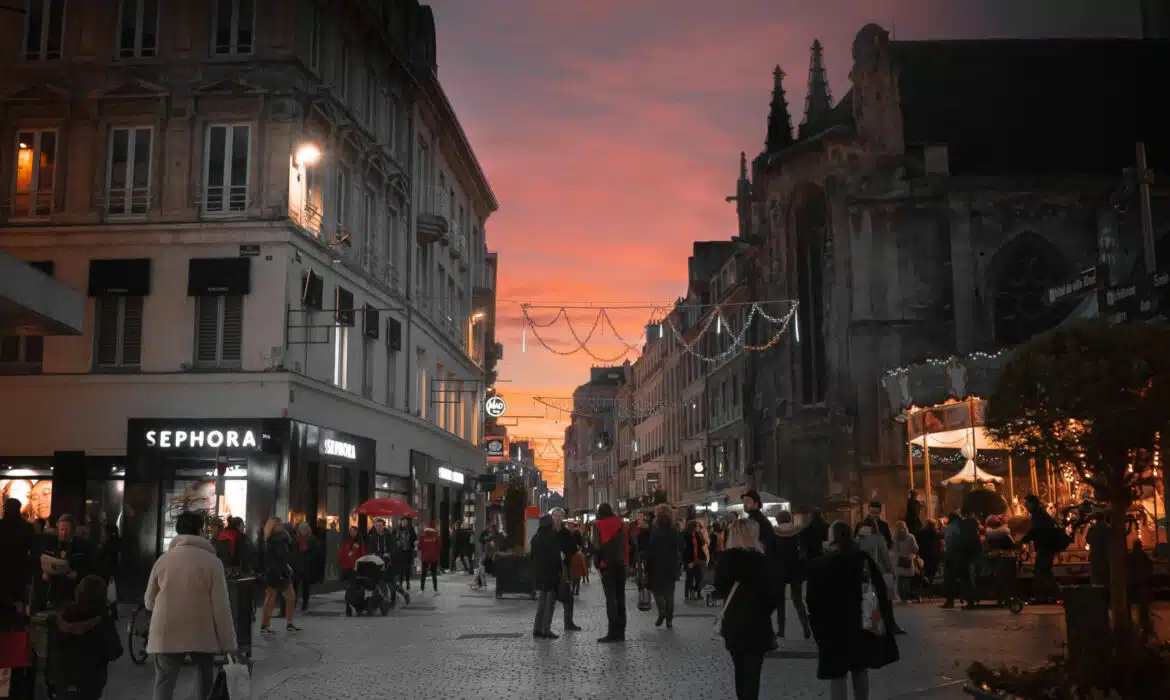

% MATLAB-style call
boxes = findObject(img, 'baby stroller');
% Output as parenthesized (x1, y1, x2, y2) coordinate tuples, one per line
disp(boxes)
(346, 555, 392, 617)
(702, 565, 717, 607)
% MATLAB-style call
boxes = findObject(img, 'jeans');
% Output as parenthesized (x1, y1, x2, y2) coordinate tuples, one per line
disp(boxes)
(420, 562, 439, 591)
(829, 669, 870, 700)
(396, 556, 413, 590)
(730, 651, 765, 700)
(653, 582, 676, 622)
(532, 590, 557, 635)
(562, 585, 576, 626)
(600, 566, 627, 638)
(297, 573, 312, 609)
(944, 557, 974, 606)
(776, 578, 810, 636)
(153, 652, 215, 700)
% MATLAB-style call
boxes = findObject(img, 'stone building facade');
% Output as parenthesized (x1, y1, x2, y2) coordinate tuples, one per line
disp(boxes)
(744, 26, 1169, 515)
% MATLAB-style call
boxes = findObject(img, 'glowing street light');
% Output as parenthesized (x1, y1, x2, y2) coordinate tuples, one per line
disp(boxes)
(471, 310, 486, 322)
(294, 143, 321, 167)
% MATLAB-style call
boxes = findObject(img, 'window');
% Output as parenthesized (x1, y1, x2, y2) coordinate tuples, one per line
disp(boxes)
(364, 68, 377, 127)
(308, 7, 321, 72)
(105, 127, 152, 216)
(333, 167, 349, 232)
(361, 189, 375, 270)
(117, 0, 158, 58)
(0, 336, 43, 373)
(13, 130, 57, 217)
(385, 348, 398, 409)
(23, 0, 65, 60)
(194, 295, 243, 367)
(333, 325, 349, 389)
(94, 296, 143, 368)
(339, 43, 350, 100)
(203, 124, 249, 214)
(213, 0, 254, 55)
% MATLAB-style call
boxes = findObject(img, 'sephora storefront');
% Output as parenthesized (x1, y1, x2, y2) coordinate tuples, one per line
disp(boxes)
(121, 418, 375, 596)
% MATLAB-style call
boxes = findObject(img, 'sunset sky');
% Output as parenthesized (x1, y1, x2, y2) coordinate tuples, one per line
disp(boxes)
(427, 0, 1144, 491)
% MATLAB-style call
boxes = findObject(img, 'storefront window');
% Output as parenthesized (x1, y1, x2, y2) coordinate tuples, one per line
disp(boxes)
(85, 476, 125, 543)
(162, 462, 247, 551)
(0, 467, 53, 523)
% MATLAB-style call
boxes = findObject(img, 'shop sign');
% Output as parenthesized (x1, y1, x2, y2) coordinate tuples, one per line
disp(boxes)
(484, 395, 507, 418)
(485, 437, 506, 459)
(321, 438, 357, 459)
(145, 429, 258, 450)
(438, 467, 465, 485)
(691, 461, 706, 477)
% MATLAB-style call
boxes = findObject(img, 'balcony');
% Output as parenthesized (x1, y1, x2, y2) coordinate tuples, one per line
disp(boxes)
(416, 188, 450, 246)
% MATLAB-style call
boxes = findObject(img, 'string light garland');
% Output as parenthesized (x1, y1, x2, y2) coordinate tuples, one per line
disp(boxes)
(534, 395, 672, 420)
(664, 302, 798, 363)
(522, 306, 660, 362)
(883, 349, 1013, 378)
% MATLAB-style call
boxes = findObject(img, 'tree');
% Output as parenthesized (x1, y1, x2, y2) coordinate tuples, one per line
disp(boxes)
(985, 319, 1170, 642)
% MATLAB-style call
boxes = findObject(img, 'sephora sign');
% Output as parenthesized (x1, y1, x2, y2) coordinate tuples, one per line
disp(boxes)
(144, 428, 260, 450)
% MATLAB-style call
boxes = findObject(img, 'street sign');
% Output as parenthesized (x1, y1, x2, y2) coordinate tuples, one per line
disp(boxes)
(1045, 266, 1100, 306)
(485, 395, 507, 418)
(1101, 269, 1170, 323)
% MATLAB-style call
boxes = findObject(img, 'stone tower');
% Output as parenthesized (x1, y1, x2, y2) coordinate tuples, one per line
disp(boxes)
(765, 66, 795, 154)
(800, 39, 833, 139)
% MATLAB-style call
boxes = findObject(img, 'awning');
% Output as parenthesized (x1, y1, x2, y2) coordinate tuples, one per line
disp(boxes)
(0, 252, 83, 335)
(187, 258, 251, 296)
(88, 258, 151, 296)
(942, 459, 1005, 486)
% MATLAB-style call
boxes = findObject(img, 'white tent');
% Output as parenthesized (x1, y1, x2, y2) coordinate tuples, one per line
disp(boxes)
(941, 459, 1005, 486)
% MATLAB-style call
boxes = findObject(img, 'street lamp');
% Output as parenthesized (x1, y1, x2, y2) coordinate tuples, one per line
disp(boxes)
(471, 310, 485, 322)
(294, 143, 322, 167)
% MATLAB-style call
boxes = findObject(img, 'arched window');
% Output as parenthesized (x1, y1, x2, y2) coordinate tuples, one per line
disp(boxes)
(991, 233, 1073, 346)
(792, 189, 828, 404)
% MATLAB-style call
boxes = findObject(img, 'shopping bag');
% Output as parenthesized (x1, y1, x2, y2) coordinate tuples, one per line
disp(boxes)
(860, 559, 885, 636)
(711, 581, 739, 637)
(208, 656, 251, 700)
(0, 631, 30, 670)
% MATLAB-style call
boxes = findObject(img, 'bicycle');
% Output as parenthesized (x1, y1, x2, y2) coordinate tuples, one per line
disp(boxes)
(127, 602, 151, 664)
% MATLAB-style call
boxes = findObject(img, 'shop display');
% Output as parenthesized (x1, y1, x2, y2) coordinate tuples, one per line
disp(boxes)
(0, 479, 53, 521)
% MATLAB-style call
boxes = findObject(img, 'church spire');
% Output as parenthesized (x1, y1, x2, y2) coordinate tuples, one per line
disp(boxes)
(801, 39, 833, 139)
(765, 65, 795, 154)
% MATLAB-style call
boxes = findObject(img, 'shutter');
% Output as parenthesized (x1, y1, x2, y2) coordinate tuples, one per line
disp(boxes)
(121, 296, 144, 366)
(221, 296, 244, 363)
(195, 297, 220, 363)
(96, 297, 121, 366)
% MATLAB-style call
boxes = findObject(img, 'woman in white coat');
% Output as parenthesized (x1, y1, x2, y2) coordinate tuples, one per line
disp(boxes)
(145, 511, 237, 700)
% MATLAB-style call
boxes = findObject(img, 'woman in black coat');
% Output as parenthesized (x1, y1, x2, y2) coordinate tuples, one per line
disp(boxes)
(806, 520, 899, 700)
(714, 518, 776, 700)
(644, 505, 681, 628)
(529, 515, 563, 639)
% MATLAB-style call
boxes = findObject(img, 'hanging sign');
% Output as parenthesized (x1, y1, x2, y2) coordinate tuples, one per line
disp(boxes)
(485, 396, 507, 418)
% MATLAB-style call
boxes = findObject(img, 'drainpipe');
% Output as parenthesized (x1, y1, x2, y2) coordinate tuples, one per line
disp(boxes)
(404, 93, 417, 414)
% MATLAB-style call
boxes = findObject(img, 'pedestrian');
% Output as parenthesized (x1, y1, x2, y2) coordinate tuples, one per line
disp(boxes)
(395, 517, 417, 590)
(800, 508, 830, 561)
(550, 509, 582, 631)
(366, 518, 409, 606)
(774, 510, 811, 639)
(292, 521, 321, 612)
(454, 522, 473, 573)
(1020, 495, 1068, 603)
(942, 511, 979, 610)
(1085, 516, 1110, 587)
(857, 520, 905, 634)
(592, 503, 629, 643)
(568, 522, 587, 595)
(418, 521, 442, 593)
(855, 501, 893, 549)
(0, 498, 35, 608)
(682, 520, 707, 600)
(915, 518, 942, 597)
(891, 521, 919, 603)
(529, 515, 563, 639)
(259, 517, 300, 633)
(51, 574, 121, 700)
(40, 514, 94, 609)
(741, 491, 777, 561)
(904, 491, 924, 537)
(145, 511, 237, 700)
(714, 518, 775, 700)
(337, 525, 365, 584)
(645, 504, 680, 629)
(807, 520, 899, 700)
(1128, 540, 1154, 642)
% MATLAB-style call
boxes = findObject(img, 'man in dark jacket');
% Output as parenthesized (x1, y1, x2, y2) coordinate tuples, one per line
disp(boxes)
(395, 518, 417, 590)
(799, 509, 829, 561)
(551, 508, 582, 631)
(366, 518, 405, 606)
(1021, 495, 1065, 602)
(0, 498, 35, 606)
(529, 515, 563, 639)
(742, 491, 776, 560)
(774, 511, 811, 639)
(41, 514, 94, 609)
(592, 503, 628, 643)
(855, 501, 893, 548)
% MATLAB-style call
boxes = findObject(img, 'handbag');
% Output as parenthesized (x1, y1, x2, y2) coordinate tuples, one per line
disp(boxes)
(896, 556, 913, 570)
(860, 555, 900, 670)
(860, 558, 885, 635)
(0, 631, 31, 669)
(208, 655, 251, 699)
(711, 581, 740, 637)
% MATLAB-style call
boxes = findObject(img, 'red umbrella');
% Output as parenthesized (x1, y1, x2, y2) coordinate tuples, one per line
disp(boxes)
(355, 497, 417, 519)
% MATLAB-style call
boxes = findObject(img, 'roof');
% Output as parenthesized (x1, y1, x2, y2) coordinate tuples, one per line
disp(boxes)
(890, 38, 1170, 176)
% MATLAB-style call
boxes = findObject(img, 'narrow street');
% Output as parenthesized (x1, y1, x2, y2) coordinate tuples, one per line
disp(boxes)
(101, 572, 1116, 700)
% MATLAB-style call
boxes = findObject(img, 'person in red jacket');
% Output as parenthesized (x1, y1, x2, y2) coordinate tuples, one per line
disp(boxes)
(337, 525, 365, 583)
(418, 522, 442, 594)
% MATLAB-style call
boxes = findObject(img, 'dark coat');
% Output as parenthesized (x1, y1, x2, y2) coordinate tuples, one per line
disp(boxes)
(291, 533, 323, 583)
(263, 529, 294, 588)
(714, 548, 776, 654)
(747, 510, 777, 562)
(916, 525, 942, 564)
(800, 516, 829, 561)
(529, 525, 563, 592)
(644, 522, 681, 593)
(905, 497, 924, 535)
(807, 547, 899, 680)
(774, 524, 804, 583)
(0, 513, 35, 603)
(855, 519, 893, 549)
(52, 600, 122, 696)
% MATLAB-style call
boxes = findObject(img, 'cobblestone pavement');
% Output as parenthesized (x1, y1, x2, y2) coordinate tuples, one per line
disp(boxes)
(102, 573, 1167, 700)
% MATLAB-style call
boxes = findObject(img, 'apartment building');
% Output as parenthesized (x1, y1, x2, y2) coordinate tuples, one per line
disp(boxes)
(563, 365, 625, 514)
(0, 0, 499, 591)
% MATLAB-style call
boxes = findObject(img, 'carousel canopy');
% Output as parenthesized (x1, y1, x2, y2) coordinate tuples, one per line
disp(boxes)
(941, 459, 1005, 486)
(725, 491, 791, 514)
(910, 425, 1007, 451)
